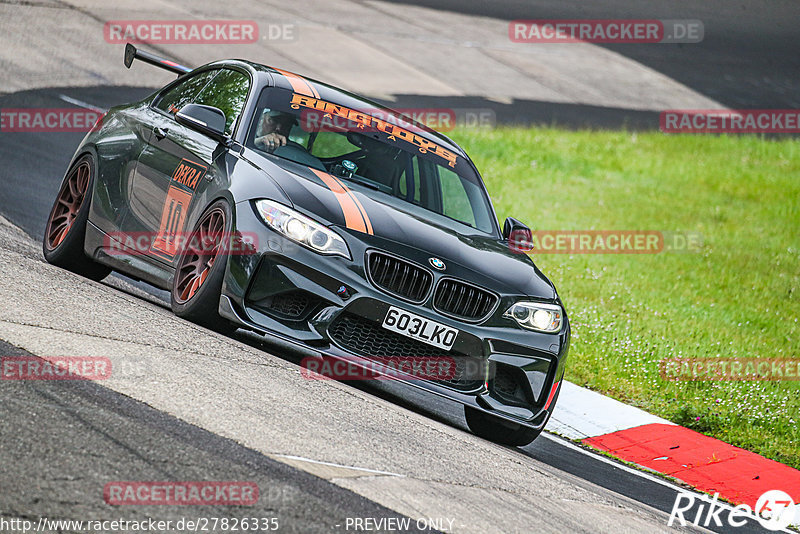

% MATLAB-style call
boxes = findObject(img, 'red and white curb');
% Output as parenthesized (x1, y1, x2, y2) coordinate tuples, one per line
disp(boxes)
(547, 381, 800, 527)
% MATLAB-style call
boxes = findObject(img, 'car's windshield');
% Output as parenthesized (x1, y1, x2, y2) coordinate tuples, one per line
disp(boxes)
(245, 87, 496, 235)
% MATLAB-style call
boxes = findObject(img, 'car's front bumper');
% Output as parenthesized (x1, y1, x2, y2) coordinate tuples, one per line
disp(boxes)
(220, 201, 570, 431)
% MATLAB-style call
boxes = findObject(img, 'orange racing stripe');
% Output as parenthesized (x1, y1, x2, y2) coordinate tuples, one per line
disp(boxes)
(274, 68, 320, 98)
(345, 187, 373, 235)
(310, 169, 373, 235)
(326, 172, 373, 235)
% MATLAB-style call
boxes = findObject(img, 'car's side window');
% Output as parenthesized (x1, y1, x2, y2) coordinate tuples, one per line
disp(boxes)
(438, 166, 477, 227)
(192, 69, 251, 136)
(309, 132, 360, 159)
(153, 70, 218, 115)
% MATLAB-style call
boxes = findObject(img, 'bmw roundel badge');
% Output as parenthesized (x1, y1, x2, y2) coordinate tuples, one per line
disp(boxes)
(429, 257, 446, 270)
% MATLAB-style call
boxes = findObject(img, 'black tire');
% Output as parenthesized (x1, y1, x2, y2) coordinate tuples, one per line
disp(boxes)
(465, 382, 561, 446)
(464, 407, 542, 446)
(43, 154, 111, 282)
(170, 199, 237, 335)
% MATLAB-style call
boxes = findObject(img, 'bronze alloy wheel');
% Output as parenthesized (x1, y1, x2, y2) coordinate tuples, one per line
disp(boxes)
(174, 207, 226, 304)
(42, 155, 111, 281)
(45, 160, 91, 250)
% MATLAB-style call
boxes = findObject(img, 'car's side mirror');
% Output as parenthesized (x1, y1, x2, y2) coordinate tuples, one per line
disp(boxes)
(175, 104, 229, 144)
(503, 217, 533, 253)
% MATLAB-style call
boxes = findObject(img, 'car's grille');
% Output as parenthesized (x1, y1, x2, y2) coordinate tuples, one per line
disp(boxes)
(270, 291, 312, 317)
(366, 252, 432, 303)
(254, 291, 318, 320)
(492, 364, 534, 405)
(433, 279, 497, 321)
(494, 366, 518, 398)
(328, 313, 484, 391)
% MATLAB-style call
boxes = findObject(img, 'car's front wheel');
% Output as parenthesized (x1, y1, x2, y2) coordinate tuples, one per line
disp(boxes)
(464, 406, 544, 446)
(466, 378, 562, 446)
(43, 154, 111, 281)
(170, 199, 237, 334)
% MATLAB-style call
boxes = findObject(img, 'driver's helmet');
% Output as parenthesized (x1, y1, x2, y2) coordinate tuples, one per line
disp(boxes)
(257, 109, 297, 136)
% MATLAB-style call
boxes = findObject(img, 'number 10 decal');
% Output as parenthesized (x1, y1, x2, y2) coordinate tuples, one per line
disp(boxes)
(150, 159, 208, 260)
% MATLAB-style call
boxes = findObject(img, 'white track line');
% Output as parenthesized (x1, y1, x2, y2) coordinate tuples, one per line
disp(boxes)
(272, 454, 405, 478)
(58, 94, 106, 113)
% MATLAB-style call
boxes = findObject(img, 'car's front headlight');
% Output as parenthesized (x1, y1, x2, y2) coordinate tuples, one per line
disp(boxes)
(503, 302, 563, 333)
(255, 200, 351, 259)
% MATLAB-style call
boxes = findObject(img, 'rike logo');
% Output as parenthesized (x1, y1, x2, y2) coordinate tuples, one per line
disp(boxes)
(669, 489, 796, 530)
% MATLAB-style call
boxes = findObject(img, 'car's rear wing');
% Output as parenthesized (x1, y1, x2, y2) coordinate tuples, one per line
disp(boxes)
(124, 43, 191, 76)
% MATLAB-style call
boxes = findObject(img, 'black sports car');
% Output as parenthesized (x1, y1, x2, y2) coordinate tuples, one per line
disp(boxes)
(43, 44, 570, 445)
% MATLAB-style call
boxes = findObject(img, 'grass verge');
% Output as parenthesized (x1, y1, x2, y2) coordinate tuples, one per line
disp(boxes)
(451, 126, 800, 468)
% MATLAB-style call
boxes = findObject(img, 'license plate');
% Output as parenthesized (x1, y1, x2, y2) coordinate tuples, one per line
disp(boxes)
(381, 306, 458, 351)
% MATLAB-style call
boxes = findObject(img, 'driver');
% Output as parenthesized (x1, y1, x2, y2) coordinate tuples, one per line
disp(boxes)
(255, 109, 295, 150)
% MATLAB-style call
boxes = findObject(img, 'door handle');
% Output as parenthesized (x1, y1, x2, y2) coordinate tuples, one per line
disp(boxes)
(153, 127, 168, 140)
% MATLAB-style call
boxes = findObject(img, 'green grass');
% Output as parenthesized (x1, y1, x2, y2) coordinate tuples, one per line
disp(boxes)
(450, 126, 800, 468)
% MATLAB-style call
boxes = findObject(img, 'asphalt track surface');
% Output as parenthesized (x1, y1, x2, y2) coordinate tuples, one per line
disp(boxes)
(385, 0, 800, 110)
(3, 5, 797, 533)
(0, 340, 415, 533)
(0, 86, 775, 533)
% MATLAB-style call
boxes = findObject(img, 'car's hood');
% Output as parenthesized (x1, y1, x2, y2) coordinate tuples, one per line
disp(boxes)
(256, 156, 556, 299)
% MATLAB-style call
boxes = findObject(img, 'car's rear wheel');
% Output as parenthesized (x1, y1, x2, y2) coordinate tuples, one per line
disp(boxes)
(43, 155, 111, 281)
(170, 199, 237, 334)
